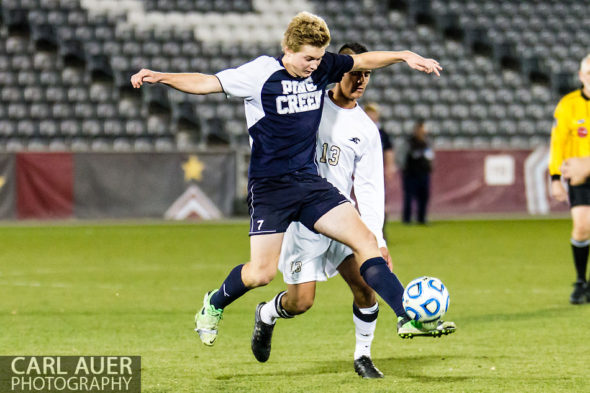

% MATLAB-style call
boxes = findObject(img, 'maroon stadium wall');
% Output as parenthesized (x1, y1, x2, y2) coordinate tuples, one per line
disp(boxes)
(16, 153, 74, 219)
(0, 149, 568, 220)
(385, 148, 568, 217)
(0, 152, 236, 220)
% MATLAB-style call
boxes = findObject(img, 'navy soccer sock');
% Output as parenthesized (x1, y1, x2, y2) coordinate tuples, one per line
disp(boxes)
(360, 257, 407, 317)
(209, 264, 250, 310)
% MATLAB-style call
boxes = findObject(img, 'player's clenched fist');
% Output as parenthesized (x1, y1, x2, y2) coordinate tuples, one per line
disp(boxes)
(130, 69, 161, 88)
(550, 179, 568, 202)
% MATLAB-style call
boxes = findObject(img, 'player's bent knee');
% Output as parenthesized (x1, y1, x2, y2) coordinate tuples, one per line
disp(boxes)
(572, 227, 590, 241)
(359, 228, 378, 244)
(349, 230, 379, 255)
(242, 266, 277, 287)
(249, 273, 275, 287)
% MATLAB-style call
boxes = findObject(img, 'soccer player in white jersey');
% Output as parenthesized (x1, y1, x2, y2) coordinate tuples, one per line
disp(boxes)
(250, 43, 456, 378)
(131, 12, 444, 349)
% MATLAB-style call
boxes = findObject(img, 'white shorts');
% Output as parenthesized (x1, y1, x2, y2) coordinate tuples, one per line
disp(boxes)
(278, 222, 353, 284)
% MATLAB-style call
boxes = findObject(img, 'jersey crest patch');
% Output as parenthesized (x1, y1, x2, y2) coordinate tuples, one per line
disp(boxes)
(578, 127, 588, 138)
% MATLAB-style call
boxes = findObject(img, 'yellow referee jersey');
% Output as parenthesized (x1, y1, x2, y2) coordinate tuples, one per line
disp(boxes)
(549, 89, 590, 177)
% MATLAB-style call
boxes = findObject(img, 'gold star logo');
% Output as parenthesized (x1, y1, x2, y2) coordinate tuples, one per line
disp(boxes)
(182, 155, 205, 182)
(0, 176, 5, 189)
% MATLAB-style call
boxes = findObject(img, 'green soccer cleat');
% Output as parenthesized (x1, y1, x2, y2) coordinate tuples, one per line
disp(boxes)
(195, 290, 223, 346)
(397, 316, 456, 339)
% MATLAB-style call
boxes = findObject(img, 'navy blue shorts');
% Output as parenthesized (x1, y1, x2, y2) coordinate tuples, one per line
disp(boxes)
(247, 171, 349, 236)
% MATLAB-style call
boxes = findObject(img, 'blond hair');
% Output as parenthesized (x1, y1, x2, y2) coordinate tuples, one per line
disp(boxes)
(364, 102, 381, 114)
(282, 12, 330, 52)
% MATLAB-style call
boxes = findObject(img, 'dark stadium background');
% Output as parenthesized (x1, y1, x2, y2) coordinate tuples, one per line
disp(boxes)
(2, 2, 590, 392)
(0, 0, 581, 219)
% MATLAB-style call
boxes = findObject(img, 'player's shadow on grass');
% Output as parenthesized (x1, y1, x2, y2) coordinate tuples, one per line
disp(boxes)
(467, 302, 576, 323)
(371, 356, 469, 382)
(215, 356, 469, 382)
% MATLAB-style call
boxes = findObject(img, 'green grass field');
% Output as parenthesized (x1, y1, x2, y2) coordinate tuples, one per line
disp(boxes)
(1, 219, 589, 393)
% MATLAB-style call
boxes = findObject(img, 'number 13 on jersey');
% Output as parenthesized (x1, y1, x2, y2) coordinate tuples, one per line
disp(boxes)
(319, 143, 341, 166)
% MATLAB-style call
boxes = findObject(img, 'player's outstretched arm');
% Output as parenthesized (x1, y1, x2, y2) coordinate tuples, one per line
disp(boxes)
(351, 50, 442, 76)
(130, 69, 223, 95)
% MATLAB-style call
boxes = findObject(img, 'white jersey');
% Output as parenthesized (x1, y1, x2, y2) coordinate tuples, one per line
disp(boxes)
(279, 92, 386, 284)
(315, 94, 386, 245)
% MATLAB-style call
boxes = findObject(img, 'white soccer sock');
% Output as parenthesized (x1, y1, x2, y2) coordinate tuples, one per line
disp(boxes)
(260, 292, 286, 325)
(353, 303, 378, 360)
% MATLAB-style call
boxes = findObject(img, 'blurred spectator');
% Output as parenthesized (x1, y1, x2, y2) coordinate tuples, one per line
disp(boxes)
(364, 102, 396, 234)
(364, 102, 396, 181)
(395, 119, 433, 224)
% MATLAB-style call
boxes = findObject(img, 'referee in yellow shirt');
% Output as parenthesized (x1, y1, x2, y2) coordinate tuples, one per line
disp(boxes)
(549, 54, 590, 304)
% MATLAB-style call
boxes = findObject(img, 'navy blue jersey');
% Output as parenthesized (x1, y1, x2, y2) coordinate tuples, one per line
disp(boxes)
(216, 52, 354, 178)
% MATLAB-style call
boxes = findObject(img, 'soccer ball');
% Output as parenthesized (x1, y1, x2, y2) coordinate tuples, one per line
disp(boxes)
(402, 276, 450, 322)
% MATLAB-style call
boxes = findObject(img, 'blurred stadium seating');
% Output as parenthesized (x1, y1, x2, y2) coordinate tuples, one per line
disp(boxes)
(0, 0, 585, 151)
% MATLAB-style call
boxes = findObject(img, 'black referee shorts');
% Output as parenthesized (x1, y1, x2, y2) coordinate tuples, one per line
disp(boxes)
(569, 179, 590, 207)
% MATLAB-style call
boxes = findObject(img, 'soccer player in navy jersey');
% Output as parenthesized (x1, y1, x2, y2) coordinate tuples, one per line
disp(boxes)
(250, 42, 455, 379)
(131, 12, 443, 347)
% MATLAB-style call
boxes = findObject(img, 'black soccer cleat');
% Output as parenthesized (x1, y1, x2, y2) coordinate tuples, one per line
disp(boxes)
(354, 356, 384, 379)
(251, 302, 275, 363)
(570, 281, 587, 305)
